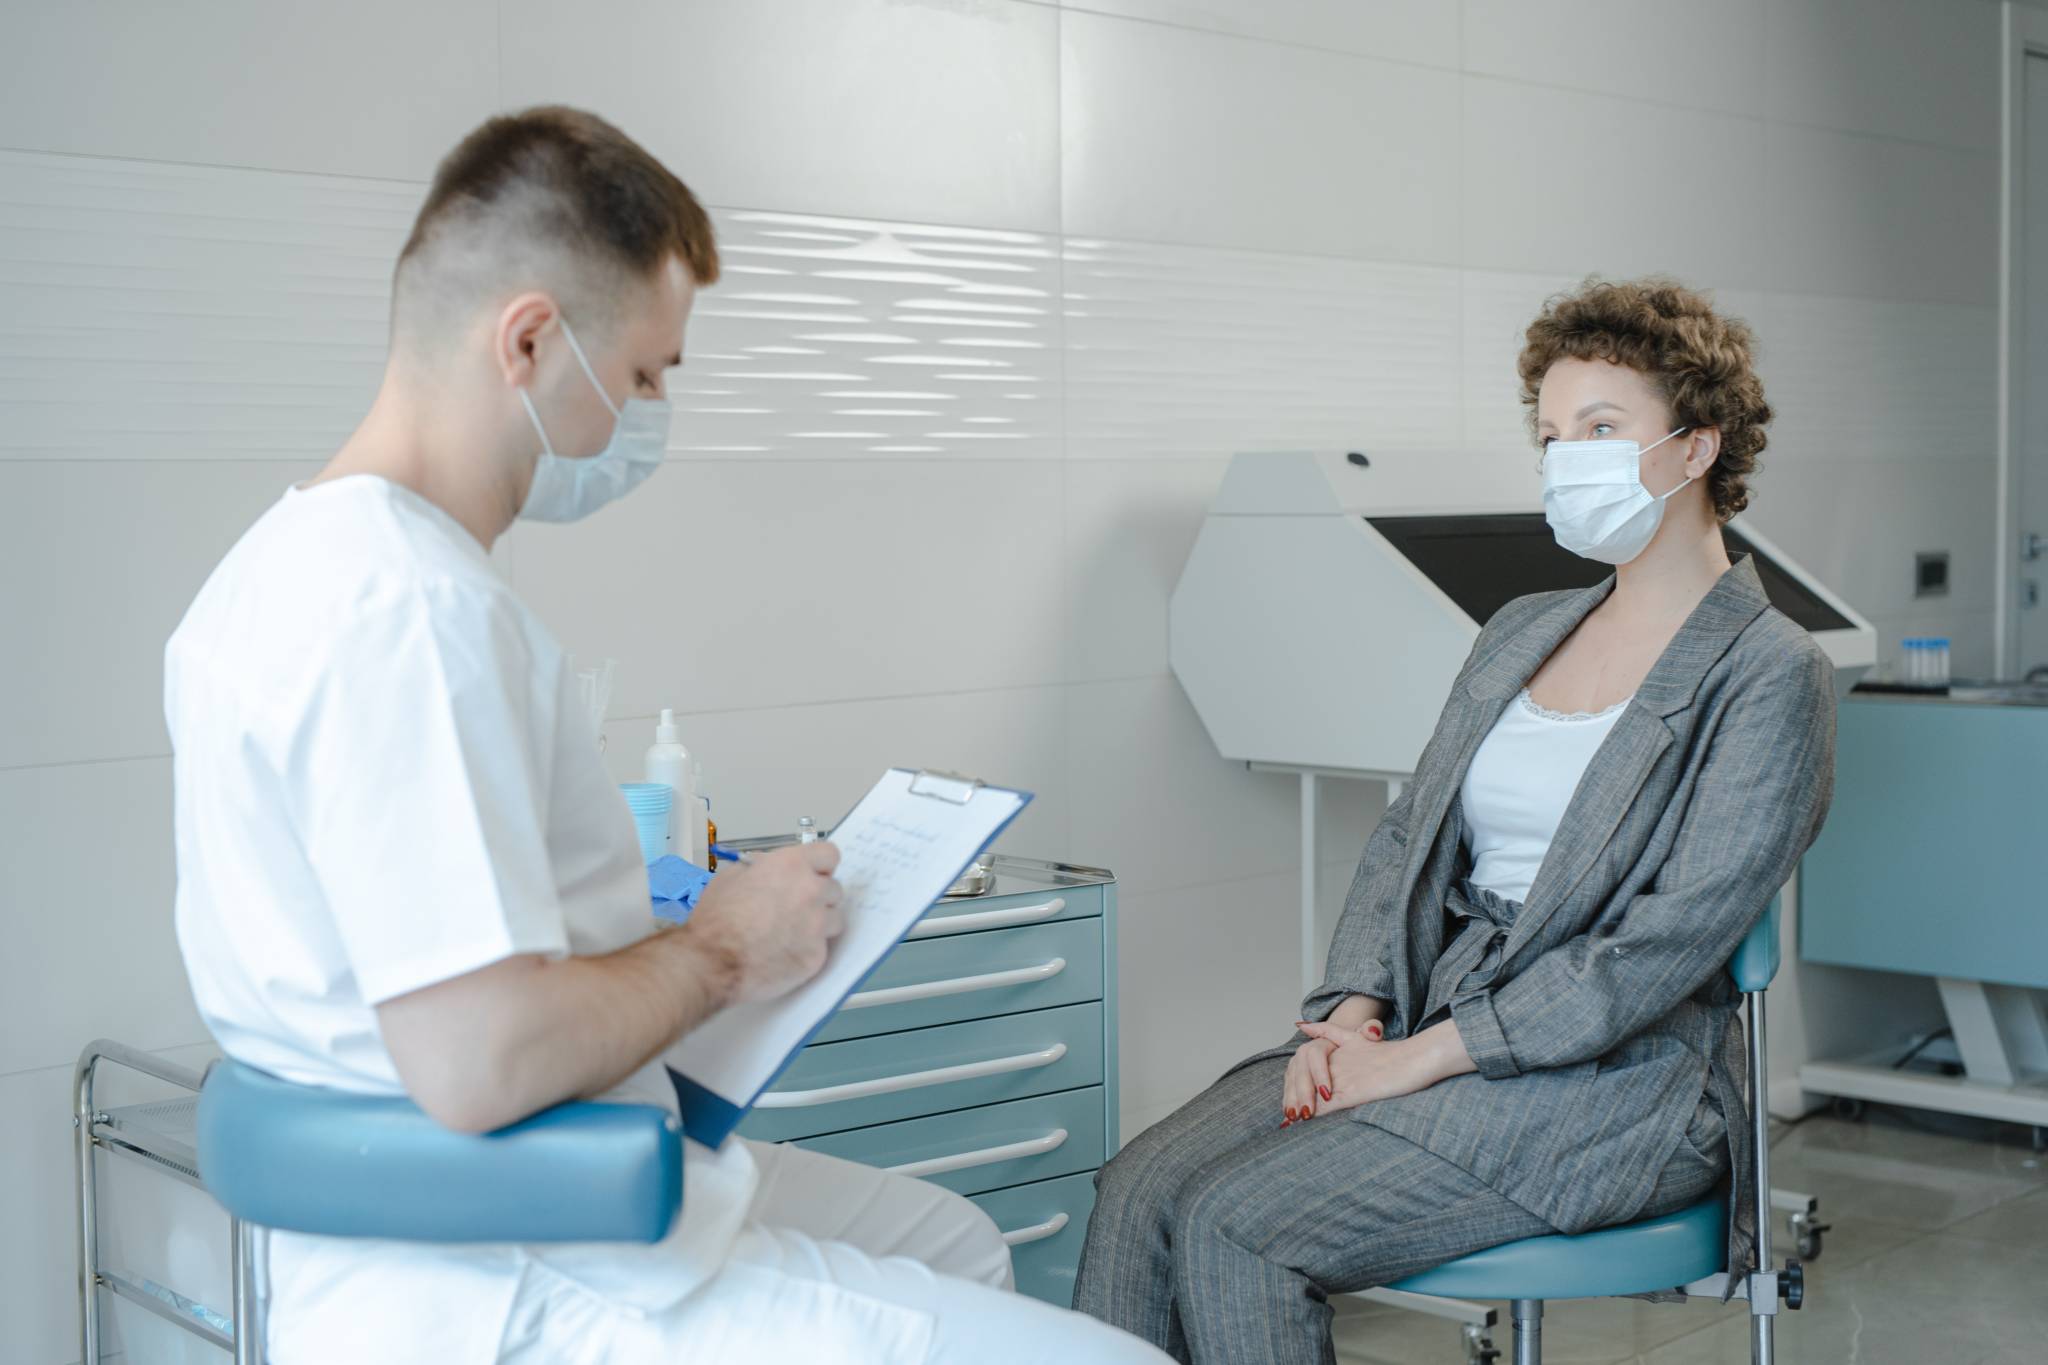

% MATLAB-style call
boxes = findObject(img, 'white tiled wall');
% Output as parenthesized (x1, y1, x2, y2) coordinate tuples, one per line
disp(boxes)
(3, 3, 2006, 1359)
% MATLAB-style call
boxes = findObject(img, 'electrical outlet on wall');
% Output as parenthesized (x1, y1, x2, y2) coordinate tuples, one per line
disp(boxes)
(1914, 551, 1949, 599)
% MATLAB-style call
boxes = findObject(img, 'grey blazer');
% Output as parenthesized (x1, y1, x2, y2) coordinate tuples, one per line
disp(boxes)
(1230, 555, 1836, 1277)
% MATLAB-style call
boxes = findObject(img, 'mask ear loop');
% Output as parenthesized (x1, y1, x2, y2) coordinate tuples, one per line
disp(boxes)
(557, 319, 622, 419)
(518, 388, 557, 458)
(1644, 426, 1696, 500)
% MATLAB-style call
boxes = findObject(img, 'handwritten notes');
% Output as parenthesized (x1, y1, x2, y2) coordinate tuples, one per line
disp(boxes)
(664, 769, 1030, 1145)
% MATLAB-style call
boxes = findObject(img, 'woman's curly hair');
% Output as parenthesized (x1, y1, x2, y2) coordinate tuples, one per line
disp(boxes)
(1517, 277, 1771, 522)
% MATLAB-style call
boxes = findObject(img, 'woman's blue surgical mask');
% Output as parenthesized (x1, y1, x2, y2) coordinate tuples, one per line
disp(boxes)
(517, 319, 671, 523)
(1540, 426, 1693, 565)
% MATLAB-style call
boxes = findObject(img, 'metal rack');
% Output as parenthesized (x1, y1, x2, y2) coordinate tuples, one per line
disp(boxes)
(74, 1039, 253, 1363)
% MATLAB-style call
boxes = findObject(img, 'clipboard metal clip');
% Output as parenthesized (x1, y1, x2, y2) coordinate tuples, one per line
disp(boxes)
(908, 769, 985, 805)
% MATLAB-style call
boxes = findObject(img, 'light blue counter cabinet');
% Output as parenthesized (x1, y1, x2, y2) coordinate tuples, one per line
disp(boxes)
(736, 854, 1120, 1306)
(1799, 693, 2048, 1133)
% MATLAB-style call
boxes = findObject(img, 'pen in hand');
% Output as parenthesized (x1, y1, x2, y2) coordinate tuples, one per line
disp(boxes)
(708, 843, 751, 868)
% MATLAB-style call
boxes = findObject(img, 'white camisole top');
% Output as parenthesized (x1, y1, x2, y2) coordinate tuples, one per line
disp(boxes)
(1459, 688, 1632, 904)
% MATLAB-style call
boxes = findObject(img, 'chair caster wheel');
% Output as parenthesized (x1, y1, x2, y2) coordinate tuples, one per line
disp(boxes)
(1830, 1096, 1867, 1122)
(1788, 1210, 1830, 1262)
(1461, 1323, 1500, 1365)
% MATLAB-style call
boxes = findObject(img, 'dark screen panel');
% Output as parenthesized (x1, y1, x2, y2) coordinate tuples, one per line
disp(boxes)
(1364, 513, 1854, 632)
(1720, 528, 1854, 632)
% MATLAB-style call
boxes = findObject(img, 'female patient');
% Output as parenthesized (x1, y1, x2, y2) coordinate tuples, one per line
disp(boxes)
(1074, 277, 1837, 1363)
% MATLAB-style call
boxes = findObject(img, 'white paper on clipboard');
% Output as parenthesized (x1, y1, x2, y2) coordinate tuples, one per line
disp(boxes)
(664, 768, 1030, 1140)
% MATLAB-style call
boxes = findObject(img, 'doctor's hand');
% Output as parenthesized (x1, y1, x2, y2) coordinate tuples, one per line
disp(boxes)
(684, 842, 846, 1005)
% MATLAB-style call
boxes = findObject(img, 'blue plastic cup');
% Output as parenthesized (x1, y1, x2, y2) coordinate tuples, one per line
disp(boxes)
(620, 783, 672, 862)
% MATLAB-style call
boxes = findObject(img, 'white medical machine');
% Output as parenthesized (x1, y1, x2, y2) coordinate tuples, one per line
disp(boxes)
(1172, 449, 1874, 784)
(1171, 449, 1875, 996)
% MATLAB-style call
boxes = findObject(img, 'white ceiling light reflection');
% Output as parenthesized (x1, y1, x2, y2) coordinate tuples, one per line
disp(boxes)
(819, 390, 959, 400)
(726, 291, 860, 306)
(677, 208, 1057, 459)
(796, 333, 918, 345)
(706, 371, 868, 381)
(891, 314, 1033, 329)
(894, 298, 1046, 315)
(814, 269, 972, 286)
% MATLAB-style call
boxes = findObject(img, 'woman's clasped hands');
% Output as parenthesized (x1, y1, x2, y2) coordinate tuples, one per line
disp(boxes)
(1279, 1017, 1446, 1126)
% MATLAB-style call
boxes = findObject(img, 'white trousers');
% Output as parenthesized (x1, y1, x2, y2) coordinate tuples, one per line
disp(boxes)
(496, 1140, 1170, 1364)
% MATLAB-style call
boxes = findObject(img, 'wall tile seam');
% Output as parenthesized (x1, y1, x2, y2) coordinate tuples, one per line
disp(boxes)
(1045, 0, 1465, 77)
(1043, 6, 2001, 157)
(1, 1040, 214, 1085)
(1466, 72, 2000, 158)
(0, 156, 1996, 314)
(590, 672, 1181, 727)
(0, 140, 431, 191)
(0, 673, 1193, 774)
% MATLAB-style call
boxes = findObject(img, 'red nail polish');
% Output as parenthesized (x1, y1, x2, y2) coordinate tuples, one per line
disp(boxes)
(1319, 1085, 1332, 1101)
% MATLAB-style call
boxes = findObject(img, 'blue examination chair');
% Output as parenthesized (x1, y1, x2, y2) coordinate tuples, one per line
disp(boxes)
(1387, 902, 1804, 1364)
(75, 1041, 681, 1364)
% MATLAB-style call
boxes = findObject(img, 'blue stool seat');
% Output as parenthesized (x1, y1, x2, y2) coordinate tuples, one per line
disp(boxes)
(196, 1060, 684, 1245)
(1388, 1193, 1727, 1301)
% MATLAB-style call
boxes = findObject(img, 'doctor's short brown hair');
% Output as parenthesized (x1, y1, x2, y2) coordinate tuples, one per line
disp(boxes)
(393, 105, 718, 339)
(1517, 277, 1772, 522)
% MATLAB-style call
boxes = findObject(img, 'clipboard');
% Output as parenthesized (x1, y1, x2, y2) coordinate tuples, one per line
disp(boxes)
(664, 767, 1033, 1147)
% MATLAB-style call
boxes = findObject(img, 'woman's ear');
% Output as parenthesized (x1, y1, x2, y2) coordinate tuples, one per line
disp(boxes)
(1685, 426, 1722, 477)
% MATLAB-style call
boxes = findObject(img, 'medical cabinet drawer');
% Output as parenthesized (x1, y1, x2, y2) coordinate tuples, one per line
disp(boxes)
(906, 883, 1102, 940)
(790, 1086, 1107, 1197)
(740, 1002, 1105, 1143)
(811, 917, 1105, 1045)
(972, 1171, 1099, 1308)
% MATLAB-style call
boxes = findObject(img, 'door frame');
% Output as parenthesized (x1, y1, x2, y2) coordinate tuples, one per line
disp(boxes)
(1999, 3, 2048, 674)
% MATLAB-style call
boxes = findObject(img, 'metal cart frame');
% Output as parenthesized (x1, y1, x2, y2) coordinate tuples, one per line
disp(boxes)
(75, 1038, 263, 1364)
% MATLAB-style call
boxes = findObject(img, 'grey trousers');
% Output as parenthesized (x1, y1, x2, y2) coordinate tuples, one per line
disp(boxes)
(1072, 1056, 1724, 1365)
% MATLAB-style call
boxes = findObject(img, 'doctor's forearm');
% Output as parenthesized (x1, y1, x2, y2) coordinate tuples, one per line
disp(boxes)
(379, 927, 737, 1133)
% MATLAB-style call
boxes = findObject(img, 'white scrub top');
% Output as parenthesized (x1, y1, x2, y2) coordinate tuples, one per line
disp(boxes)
(167, 475, 757, 1365)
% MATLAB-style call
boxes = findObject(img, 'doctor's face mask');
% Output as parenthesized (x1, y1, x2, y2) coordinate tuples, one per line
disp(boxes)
(517, 318, 672, 523)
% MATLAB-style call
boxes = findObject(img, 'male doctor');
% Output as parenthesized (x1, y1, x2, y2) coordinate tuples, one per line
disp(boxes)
(167, 106, 1165, 1365)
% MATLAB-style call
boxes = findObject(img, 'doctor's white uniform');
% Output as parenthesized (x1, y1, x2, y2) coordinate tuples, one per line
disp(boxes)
(167, 475, 1165, 1365)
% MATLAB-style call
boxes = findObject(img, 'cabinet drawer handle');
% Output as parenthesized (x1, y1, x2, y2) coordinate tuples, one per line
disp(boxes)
(886, 1128, 1070, 1179)
(844, 958, 1067, 1011)
(1000, 1211, 1070, 1247)
(755, 1043, 1069, 1109)
(907, 897, 1066, 939)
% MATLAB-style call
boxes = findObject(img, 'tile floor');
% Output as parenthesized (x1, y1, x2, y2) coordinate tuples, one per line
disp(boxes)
(1330, 1111, 2048, 1365)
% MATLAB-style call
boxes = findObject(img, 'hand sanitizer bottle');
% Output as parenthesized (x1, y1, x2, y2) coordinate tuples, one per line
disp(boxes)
(644, 710, 694, 859)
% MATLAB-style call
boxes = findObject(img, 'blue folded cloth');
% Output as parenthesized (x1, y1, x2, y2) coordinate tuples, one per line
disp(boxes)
(648, 855, 714, 923)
